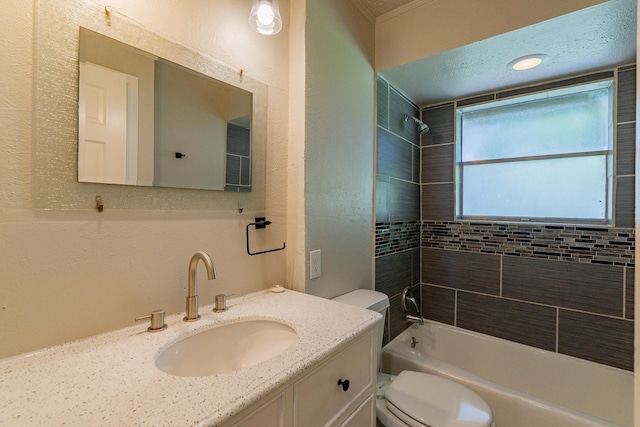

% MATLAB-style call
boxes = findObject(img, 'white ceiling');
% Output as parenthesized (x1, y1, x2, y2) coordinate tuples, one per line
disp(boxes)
(371, 0, 636, 106)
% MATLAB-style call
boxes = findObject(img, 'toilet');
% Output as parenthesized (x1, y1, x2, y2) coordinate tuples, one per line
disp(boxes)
(333, 289, 495, 427)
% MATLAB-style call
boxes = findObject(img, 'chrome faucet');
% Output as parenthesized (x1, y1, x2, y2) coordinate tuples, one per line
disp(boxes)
(184, 251, 217, 322)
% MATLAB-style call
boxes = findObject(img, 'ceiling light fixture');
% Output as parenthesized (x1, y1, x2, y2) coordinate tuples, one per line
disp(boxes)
(508, 54, 549, 71)
(249, 0, 282, 35)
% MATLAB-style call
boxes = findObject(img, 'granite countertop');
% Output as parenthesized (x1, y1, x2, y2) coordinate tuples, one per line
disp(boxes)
(0, 289, 380, 426)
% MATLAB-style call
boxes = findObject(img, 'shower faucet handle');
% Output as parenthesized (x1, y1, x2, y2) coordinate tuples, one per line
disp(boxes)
(402, 287, 424, 325)
(401, 287, 420, 313)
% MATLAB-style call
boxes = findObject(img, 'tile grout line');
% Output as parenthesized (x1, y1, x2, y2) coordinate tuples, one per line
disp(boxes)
(556, 308, 560, 353)
(622, 267, 626, 319)
(454, 289, 458, 327)
(499, 255, 503, 297)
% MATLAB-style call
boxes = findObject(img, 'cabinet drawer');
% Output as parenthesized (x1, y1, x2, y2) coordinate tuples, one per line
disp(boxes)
(231, 392, 286, 427)
(340, 395, 374, 427)
(293, 331, 374, 426)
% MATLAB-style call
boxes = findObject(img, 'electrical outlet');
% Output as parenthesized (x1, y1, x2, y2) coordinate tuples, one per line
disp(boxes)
(310, 250, 321, 279)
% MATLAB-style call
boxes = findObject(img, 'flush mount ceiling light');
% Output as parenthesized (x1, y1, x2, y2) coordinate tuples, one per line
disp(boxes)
(508, 54, 549, 71)
(249, 0, 282, 35)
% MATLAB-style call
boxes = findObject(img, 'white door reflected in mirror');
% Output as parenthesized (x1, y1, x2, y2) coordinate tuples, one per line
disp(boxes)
(78, 62, 140, 185)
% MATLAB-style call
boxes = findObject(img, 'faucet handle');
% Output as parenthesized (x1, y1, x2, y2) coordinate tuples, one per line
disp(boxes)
(135, 309, 167, 332)
(213, 294, 234, 312)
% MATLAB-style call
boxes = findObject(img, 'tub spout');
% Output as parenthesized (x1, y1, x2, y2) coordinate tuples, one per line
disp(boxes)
(406, 314, 424, 325)
(184, 251, 217, 322)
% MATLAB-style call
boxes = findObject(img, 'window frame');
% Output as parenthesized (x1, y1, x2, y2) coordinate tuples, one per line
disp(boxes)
(455, 79, 615, 225)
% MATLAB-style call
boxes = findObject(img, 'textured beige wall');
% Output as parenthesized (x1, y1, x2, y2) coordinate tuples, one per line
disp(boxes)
(375, 0, 607, 70)
(303, 0, 375, 299)
(287, 0, 307, 293)
(0, 0, 289, 358)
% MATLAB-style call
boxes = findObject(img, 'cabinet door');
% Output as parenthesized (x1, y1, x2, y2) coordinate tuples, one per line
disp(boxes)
(340, 395, 374, 427)
(293, 331, 374, 426)
(232, 392, 286, 427)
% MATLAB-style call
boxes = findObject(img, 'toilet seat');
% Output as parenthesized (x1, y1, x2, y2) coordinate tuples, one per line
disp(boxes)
(384, 371, 493, 427)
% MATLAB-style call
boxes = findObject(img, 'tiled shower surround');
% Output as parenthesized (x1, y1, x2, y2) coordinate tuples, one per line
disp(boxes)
(376, 77, 422, 342)
(420, 223, 634, 371)
(422, 222, 634, 267)
(376, 65, 636, 371)
(375, 222, 420, 257)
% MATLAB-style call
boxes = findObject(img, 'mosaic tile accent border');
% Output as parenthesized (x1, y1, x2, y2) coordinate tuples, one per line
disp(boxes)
(422, 221, 635, 267)
(376, 221, 420, 257)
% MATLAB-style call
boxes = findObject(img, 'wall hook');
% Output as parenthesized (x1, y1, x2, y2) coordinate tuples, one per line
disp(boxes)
(246, 217, 286, 256)
(104, 6, 112, 26)
(96, 195, 104, 212)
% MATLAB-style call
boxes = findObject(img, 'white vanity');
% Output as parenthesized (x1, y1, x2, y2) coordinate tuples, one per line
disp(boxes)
(224, 328, 376, 427)
(0, 290, 380, 426)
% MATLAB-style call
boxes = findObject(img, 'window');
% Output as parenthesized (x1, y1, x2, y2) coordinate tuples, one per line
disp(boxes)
(456, 80, 613, 224)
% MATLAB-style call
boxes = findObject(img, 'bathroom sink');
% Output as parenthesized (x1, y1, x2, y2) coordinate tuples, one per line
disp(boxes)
(156, 319, 298, 377)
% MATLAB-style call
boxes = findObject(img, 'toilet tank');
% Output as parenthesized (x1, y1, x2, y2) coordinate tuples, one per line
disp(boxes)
(332, 289, 389, 361)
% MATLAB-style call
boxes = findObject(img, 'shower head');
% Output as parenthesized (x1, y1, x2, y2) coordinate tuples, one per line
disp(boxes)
(404, 114, 430, 135)
(416, 121, 429, 134)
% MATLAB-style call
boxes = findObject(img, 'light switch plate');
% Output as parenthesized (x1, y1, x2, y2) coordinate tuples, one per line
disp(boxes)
(310, 250, 321, 279)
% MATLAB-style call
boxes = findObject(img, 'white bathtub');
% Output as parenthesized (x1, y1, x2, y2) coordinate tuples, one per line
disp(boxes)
(380, 321, 633, 427)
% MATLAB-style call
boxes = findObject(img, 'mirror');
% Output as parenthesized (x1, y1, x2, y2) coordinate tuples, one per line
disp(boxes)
(78, 28, 252, 192)
(34, 0, 266, 211)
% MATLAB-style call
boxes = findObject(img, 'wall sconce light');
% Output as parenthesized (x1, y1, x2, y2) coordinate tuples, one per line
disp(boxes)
(249, 0, 282, 35)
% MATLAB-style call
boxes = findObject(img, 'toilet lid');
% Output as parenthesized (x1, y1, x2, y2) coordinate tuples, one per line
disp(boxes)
(385, 371, 493, 427)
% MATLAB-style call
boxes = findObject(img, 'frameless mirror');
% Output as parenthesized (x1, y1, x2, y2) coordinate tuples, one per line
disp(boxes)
(34, 0, 266, 211)
(78, 28, 252, 192)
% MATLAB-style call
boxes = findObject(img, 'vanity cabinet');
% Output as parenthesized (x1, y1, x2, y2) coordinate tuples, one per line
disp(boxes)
(230, 393, 288, 427)
(227, 328, 376, 427)
(0, 290, 382, 426)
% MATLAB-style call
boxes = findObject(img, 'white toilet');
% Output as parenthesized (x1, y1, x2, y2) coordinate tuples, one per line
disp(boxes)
(333, 289, 495, 427)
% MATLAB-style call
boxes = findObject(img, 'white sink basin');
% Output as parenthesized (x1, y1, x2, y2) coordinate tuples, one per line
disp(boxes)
(156, 319, 298, 377)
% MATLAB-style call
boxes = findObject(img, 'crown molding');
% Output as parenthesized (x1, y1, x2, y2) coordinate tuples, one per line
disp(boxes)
(351, 0, 376, 24)
(376, 0, 434, 23)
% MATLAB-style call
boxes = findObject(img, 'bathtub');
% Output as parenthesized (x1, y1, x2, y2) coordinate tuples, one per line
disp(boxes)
(380, 321, 633, 427)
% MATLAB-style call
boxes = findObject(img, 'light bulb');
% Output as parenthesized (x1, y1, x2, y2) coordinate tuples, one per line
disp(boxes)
(257, 4, 275, 26)
(249, 0, 282, 35)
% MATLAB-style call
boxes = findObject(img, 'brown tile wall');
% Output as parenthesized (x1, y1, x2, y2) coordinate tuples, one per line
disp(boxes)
(421, 247, 634, 370)
(376, 76, 421, 343)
